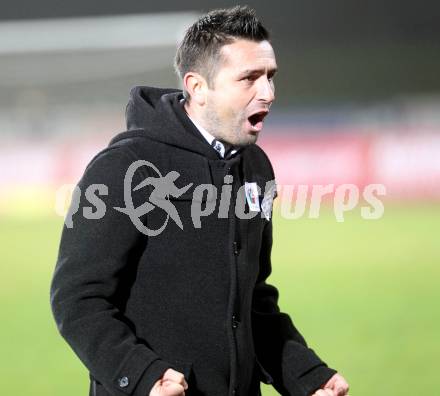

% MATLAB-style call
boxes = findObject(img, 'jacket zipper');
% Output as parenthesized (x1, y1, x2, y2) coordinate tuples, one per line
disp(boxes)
(227, 164, 240, 396)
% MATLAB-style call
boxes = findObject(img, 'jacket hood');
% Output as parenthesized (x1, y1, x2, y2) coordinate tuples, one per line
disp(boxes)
(124, 86, 220, 159)
(125, 86, 179, 131)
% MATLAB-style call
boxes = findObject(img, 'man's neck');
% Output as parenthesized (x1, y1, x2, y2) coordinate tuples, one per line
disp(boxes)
(182, 98, 237, 158)
(182, 100, 216, 144)
(183, 100, 208, 133)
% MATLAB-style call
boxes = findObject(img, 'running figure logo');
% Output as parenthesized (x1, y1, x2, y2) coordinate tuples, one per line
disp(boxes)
(114, 160, 193, 236)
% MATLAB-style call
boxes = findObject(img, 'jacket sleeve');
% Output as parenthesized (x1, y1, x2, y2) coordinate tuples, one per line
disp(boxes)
(251, 219, 337, 396)
(50, 146, 171, 396)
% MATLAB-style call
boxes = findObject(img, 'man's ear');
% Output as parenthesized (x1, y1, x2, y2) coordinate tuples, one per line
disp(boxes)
(183, 72, 208, 106)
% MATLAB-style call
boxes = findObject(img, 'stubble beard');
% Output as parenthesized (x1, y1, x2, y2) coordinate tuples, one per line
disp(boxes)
(203, 102, 257, 147)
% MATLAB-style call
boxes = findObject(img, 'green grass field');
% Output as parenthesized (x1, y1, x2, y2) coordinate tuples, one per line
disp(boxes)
(1, 204, 439, 395)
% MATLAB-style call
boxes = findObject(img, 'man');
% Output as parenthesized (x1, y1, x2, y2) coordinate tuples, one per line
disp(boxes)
(50, 6, 349, 396)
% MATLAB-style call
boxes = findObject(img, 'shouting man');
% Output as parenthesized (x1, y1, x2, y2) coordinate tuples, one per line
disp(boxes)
(50, 6, 349, 396)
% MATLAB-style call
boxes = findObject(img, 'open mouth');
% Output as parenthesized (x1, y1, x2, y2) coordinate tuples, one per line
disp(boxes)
(247, 110, 269, 132)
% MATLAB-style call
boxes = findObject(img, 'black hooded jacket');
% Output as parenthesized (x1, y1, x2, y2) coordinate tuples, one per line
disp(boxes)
(50, 86, 337, 396)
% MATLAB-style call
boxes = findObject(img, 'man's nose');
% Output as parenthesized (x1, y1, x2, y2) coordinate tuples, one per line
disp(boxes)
(256, 77, 275, 104)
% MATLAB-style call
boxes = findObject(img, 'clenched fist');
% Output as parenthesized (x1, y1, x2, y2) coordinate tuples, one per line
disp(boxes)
(149, 368, 188, 396)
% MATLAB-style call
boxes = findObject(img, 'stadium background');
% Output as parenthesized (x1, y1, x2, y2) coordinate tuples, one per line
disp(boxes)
(1, 1, 439, 395)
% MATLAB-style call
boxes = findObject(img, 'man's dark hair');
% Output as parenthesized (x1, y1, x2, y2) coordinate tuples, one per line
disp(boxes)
(174, 5, 270, 99)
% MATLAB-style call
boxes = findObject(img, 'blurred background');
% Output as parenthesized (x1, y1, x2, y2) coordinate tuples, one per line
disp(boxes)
(1, 1, 439, 395)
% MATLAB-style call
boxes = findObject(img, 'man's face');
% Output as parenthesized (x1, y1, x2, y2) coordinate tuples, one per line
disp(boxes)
(201, 39, 277, 146)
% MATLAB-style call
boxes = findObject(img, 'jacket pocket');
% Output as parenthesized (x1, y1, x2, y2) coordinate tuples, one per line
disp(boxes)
(170, 359, 193, 383)
(89, 361, 193, 396)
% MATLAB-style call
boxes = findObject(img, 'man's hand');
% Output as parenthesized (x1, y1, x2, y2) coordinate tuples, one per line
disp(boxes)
(310, 373, 349, 396)
(149, 368, 188, 396)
